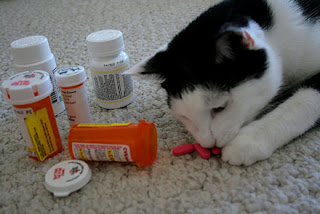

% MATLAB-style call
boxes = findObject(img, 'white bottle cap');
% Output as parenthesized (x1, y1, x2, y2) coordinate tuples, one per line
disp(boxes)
(11, 35, 52, 65)
(1, 70, 53, 105)
(45, 160, 91, 197)
(55, 66, 87, 88)
(86, 30, 124, 57)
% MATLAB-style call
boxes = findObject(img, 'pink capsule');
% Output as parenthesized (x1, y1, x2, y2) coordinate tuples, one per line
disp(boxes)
(172, 143, 195, 156)
(211, 146, 222, 155)
(194, 143, 211, 159)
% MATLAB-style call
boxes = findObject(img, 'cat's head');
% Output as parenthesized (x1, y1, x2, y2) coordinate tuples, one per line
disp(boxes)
(126, 21, 281, 148)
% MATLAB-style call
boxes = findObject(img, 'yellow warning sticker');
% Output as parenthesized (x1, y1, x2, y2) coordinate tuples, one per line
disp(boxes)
(107, 149, 115, 161)
(26, 147, 36, 152)
(78, 123, 131, 127)
(78, 148, 86, 160)
(25, 108, 58, 161)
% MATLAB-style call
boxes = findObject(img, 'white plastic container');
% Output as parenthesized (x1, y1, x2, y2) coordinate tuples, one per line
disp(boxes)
(11, 35, 65, 116)
(86, 30, 134, 109)
(1, 70, 63, 161)
(45, 160, 91, 197)
(55, 66, 93, 126)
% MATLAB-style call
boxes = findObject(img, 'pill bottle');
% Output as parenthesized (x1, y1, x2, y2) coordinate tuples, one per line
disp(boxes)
(55, 66, 93, 126)
(1, 70, 63, 161)
(11, 35, 65, 116)
(86, 30, 134, 109)
(68, 120, 157, 166)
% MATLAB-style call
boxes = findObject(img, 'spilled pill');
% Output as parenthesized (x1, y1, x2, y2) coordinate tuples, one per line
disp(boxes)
(194, 143, 211, 159)
(172, 143, 195, 156)
(211, 147, 222, 155)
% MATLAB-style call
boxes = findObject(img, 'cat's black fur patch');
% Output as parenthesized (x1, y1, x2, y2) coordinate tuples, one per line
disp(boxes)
(294, 0, 320, 23)
(143, 0, 273, 101)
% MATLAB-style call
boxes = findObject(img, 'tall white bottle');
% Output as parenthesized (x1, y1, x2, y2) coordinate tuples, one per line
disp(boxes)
(11, 35, 65, 116)
(86, 30, 134, 109)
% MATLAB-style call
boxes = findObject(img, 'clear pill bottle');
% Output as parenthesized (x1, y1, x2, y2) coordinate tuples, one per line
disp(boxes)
(86, 30, 134, 109)
(11, 35, 65, 116)
(1, 70, 63, 161)
(55, 66, 93, 126)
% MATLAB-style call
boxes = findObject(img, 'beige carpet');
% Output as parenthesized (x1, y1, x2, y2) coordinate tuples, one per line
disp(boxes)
(1, 0, 319, 213)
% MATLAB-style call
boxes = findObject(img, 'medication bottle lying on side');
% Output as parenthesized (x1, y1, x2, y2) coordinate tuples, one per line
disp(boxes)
(68, 121, 157, 166)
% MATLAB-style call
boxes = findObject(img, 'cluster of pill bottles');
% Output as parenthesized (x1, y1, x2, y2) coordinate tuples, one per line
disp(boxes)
(2, 31, 157, 166)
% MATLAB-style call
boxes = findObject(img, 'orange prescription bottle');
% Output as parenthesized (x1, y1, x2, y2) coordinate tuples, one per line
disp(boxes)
(1, 71, 62, 161)
(68, 121, 157, 166)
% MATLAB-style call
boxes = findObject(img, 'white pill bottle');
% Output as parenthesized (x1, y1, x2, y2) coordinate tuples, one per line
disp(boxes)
(55, 66, 93, 126)
(11, 35, 65, 116)
(86, 30, 134, 109)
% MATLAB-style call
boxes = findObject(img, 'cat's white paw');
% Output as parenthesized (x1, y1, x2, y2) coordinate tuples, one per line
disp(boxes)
(221, 129, 274, 166)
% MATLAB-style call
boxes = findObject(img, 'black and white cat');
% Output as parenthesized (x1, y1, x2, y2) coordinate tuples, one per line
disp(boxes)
(126, 0, 320, 165)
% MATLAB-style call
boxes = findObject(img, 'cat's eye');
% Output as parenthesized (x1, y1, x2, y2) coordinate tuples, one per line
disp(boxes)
(211, 105, 226, 117)
(212, 106, 225, 114)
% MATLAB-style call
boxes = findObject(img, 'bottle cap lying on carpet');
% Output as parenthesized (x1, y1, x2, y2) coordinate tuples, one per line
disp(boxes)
(68, 120, 158, 166)
(45, 160, 91, 197)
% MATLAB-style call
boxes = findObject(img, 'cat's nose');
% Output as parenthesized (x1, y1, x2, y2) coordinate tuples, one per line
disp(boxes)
(195, 131, 214, 148)
(198, 141, 215, 148)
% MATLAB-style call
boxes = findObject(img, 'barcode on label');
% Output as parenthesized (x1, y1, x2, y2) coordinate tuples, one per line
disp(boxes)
(48, 68, 59, 104)
(92, 74, 133, 101)
(50, 91, 58, 103)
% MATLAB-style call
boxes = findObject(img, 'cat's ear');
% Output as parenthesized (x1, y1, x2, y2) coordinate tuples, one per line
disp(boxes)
(123, 44, 168, 76)
(215, 28, 258, 63)
(241, 30, 256, 49)
(123, 57, 150, 75)
(123, 54, 166, 82)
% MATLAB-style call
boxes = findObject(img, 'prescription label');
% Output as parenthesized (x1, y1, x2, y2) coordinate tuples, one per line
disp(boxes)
(25, 108, 58, 161)
(90, 71, 133, 103)
(71, 143, 133, 162)
(14, 107, 36, 157)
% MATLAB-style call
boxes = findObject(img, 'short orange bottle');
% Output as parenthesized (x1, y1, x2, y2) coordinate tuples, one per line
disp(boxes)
(68, 121, 157, 166)
(1, 71, 62, 161)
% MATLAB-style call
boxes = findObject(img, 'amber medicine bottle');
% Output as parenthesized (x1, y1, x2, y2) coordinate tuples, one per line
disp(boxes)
(1, 70, 63, 161)
(55, 66, 93, 126)
(86, 30, 134, 109)
(68, 121, 157, 166)
(11, 35, 65, 116)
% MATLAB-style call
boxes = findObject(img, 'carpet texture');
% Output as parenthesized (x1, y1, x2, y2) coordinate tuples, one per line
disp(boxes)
(1, 0, 320, 213)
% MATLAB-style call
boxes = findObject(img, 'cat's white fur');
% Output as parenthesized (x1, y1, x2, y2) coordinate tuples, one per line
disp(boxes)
(267, 0, 320, 84)
(126, 0, 320, 165)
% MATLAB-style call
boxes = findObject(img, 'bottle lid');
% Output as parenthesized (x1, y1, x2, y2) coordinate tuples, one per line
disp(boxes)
(45, 160, 91, 197)
(1, 70, 52, 105)
(135, 120, 158, 166)
(55, 66, 87, 87)
(86, 30, 124, 57)
(11, 35, 52, 65)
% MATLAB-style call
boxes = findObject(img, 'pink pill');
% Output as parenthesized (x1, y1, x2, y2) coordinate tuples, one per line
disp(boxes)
(172, 143, 195, 156)
(194, 143, 211, 159)
(211, 147, 222, 155)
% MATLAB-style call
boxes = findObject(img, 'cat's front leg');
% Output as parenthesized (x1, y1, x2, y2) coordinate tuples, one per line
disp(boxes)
(222, 88, 320, 166)
(221, 122, 274, 166)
